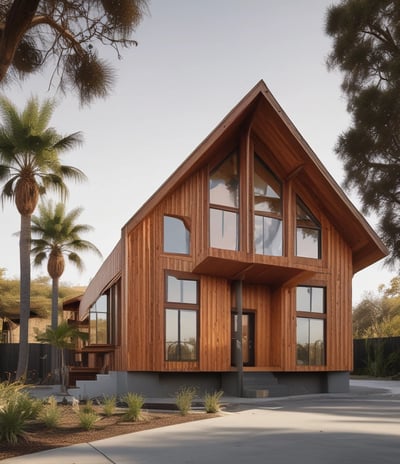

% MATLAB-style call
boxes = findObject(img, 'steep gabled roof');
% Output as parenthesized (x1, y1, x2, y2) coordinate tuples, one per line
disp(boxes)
(122, 80, 387, 272)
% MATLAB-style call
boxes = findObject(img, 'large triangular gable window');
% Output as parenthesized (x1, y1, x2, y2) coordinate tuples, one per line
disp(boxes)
(253, 155, 282, 256)
(209, 151, 239, 250)
(296, 197, 321, 259)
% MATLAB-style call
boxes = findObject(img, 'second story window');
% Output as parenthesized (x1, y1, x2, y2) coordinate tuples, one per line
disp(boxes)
(254, 155, 282, 256)
(164, 216, 190, 254)
(296, 197, 321, 259)
(209, 151, 239, 250)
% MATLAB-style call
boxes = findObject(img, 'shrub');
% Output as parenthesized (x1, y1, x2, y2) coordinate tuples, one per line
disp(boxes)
(82, 399, 95, 414)
(78, 411, 99, 430)
(175, 386, 197, 416)
(122, 392, 144, 421)
(0, 390, 43, 444)
(203, 390, 223, 413)
(40, 396, 61, 429)
(102, 395, 117, 417)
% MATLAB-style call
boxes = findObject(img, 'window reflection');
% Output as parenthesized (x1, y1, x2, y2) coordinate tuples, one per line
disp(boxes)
(210, 208, 239, 250)
(296, 198, 321, 259)
(254, 215, 282, 256)
(164, 216, 190, 254)
(209, 151, 240, 250)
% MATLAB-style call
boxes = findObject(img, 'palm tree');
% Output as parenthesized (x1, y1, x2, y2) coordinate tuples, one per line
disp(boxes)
(31, 200, 102, 331)
(36, 321, 89, 393)
(0, 96, 85, 380)
(31, 200, 102, 381)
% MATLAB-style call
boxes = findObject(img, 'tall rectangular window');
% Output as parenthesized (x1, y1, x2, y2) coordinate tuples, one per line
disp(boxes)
(165, 274, 199, 361)
(209, 151, 239, 250)
(89, 280, 120, 345)
(254, 155, 283, 256)
(296, 286, 326, 366)
(296, 197, 321, 259)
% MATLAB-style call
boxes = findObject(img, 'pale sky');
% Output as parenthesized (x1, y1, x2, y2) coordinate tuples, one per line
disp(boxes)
(0, 0, 395, 304)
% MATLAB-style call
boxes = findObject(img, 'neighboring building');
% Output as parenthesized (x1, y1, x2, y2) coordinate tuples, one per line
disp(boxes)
(67, 81, 387, 398)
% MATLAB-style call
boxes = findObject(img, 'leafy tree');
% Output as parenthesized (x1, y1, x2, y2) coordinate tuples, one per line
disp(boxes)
(353, 277, 400, 337)
(325, 0, 400, 266)
(0, 1, 148, 105)
(36, 321, 88, 393)
(31, 200, 102, 331)
(0, 96, 85, 380)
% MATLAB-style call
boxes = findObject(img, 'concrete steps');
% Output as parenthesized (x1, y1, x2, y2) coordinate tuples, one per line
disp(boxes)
(242, 372, 289, 398)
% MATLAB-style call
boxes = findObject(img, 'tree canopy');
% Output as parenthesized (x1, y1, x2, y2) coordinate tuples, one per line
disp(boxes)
(0, 1, 148, 105)
(353, 276, 400, 337)
(325, 0, 400, 267)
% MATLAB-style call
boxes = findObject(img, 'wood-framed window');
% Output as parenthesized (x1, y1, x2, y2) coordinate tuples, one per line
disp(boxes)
(296, 197, 321, 259)
(296, 286, 326, 366)
(89, 279, 120, 345)
(254, 154, 283, 256)
(165, 273, 199, 361)
(163, 215, 190, 254)
(209, 150, 239, 251)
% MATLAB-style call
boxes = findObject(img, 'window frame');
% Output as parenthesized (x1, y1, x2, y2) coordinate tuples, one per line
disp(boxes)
(295, 196, 321, 259)
(164, 272, 200, 362)
(208, 150, 240, 251)
(253, 154, 283, 256)
(163, 215, 191, 255)
(296, 286, 326, 366)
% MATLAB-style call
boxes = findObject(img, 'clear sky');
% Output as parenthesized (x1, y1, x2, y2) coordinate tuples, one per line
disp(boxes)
(0, 0, 395, 304)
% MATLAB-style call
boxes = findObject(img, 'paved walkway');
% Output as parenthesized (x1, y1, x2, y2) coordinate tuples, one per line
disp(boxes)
(3, 379, 400, 464)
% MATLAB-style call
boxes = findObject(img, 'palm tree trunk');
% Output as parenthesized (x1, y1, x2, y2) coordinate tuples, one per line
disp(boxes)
(51, 276, 60, 382)
(16, 214, 31, 380)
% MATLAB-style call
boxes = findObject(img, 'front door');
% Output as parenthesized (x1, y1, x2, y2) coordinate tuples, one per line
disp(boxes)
(231, 312, 255, 366)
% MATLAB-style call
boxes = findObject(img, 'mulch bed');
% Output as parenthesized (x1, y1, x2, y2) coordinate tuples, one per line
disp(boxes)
(0, 405, 218, 460)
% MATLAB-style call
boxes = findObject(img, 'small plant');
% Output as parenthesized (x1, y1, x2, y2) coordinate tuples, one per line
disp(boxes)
(82, 399, 95, 414)
(40, 396, 61, 429)
(102, 395, 117, 417)
(203, 390, 223, 413)
(175, 386, 197, 416)
(78, 411, 99, 430)
(122, 392, 145, 421)
(0, 391, 43, 444)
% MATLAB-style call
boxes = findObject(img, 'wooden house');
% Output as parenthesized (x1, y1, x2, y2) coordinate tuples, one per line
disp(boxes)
(67, 81, 387, 398)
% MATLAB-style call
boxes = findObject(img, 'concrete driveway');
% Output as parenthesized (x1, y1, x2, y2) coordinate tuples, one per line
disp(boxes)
(3, 379, 400, 464)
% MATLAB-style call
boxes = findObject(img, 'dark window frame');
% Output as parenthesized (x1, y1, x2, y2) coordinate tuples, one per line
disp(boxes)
(296, 286, 326, 366)
(164, 272, 200, 362)
(209, 150, 240, 251)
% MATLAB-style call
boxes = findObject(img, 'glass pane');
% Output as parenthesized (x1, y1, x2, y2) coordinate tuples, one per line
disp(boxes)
(89, 313, 97, 344)
(95, 294, 107, 313)
(309, 319, 325, 365)
(254, 156, 281, 214)
(210, 208, 239, 250)
(167, 276, 197, 304)
(180, 310, 197, 361)
(296, 317, 309, 365)
(96, 313, 108, 344)
(311, 287, 325, 313)
(296, 200, 319, 227)
(165, 309, 179, 360)
(165, 309, 197, 361)
(164, 216, 190, 254)
(296, 287, 311, 312)
(209, 152, 239, 208)
(254, 215, 282, 255)
(296, 318, 325, 366)
(296, 227, 320, 258)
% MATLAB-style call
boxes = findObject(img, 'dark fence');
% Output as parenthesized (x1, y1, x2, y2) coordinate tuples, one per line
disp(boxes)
(353, 336, 400, 377)
(0, 343, 74, 383)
